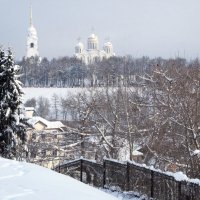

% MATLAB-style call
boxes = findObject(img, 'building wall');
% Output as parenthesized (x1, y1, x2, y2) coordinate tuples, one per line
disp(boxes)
(34, 122, 46, 131)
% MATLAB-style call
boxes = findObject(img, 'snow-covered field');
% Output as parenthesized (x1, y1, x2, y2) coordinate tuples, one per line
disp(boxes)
(0, 158, 118, 200)
(22, 87, 140, 102)
(22, 87, 86, 102)
(23, 87, 90, 119)
(0, 158, 141, 200)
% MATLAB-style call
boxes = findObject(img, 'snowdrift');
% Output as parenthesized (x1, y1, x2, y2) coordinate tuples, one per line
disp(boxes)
(0, 158, 117, 200)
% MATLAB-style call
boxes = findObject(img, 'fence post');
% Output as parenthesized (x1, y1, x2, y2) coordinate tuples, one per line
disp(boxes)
(103, 159, 106, 188)
(178, 181, 182, 200)
(151, 170, 154, 198)
(80, 159, 83, 182)
(58, 165, 60, 173)
(126, 162, 130, 191)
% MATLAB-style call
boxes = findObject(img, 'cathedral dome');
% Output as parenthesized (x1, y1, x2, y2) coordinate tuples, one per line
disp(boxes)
(103, 41, 113, 54)
(88, 33, 97, 39)
(76, 42, 84, 48)
(104, 41, 112, 47)
(87, 33, 98, 50)
(88, 33, 98, 42)
(75, 42, 84, 53)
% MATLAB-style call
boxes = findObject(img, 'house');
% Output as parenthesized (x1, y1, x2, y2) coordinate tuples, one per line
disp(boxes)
(24, 108, 72, 168)
(28, 116, 66, 133)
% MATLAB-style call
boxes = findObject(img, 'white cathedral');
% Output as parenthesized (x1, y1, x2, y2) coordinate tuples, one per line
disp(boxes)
(26, 6, 115, 63)
(75, 33, 115, 65)
(26, 5, 39, 59)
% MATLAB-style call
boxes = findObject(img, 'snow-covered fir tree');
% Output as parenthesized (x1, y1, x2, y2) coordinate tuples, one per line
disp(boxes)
(0, 49, 27, 159)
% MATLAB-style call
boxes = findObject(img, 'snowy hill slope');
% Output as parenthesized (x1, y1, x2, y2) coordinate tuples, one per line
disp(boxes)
(0, 158, 117, 200)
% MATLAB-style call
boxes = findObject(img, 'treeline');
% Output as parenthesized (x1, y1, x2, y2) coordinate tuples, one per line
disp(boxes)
(18, 55, 196, 87)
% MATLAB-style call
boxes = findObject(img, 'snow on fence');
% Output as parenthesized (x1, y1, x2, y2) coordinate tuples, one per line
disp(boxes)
(54, 158, 200, 200)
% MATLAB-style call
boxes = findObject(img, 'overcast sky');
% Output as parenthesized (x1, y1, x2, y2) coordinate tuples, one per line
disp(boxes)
(1, 0, 200, 60)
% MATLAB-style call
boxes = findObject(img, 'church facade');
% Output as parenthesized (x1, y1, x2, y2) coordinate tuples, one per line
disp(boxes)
(26, 5, 39, 58)
(75, 33, 115, 65)
(26, 6, 115, 63)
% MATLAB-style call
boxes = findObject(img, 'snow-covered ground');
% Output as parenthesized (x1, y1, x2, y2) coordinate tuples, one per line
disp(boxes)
(22, 87, 141, 102)
(0, 158, 118, 200)
(22, 87, 86, 102)
(0, 158, 141, 200)
(102, 189, 144, 200)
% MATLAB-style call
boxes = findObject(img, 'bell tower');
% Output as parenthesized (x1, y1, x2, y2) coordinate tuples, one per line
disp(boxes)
(26, 4, 39, 58)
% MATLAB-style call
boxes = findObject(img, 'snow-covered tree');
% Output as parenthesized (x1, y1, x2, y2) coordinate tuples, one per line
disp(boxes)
(0, 49, 27, 159)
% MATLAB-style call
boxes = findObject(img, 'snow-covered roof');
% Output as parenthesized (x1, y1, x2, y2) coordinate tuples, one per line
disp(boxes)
(132, 145, 143, 156)
(75, 42, 84, 48)
(25, 107, 35, 111)
(132, 150, 143, 156)
(193, 149, 200, 156)
(0, 158, 118, 200)
(88, 33, 97, 39)
(104, 41, 113, 47)
(28, 116, 65, 130)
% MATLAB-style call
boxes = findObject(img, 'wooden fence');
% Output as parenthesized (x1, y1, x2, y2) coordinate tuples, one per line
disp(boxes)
(54, 158, 200, 200)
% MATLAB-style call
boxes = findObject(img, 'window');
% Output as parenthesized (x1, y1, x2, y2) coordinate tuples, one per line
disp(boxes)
(52, 149, 58, 156)
(30, 43, 34, 48)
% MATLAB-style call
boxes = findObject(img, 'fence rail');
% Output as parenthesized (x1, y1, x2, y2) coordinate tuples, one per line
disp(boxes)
(54, 159, 200, 200)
